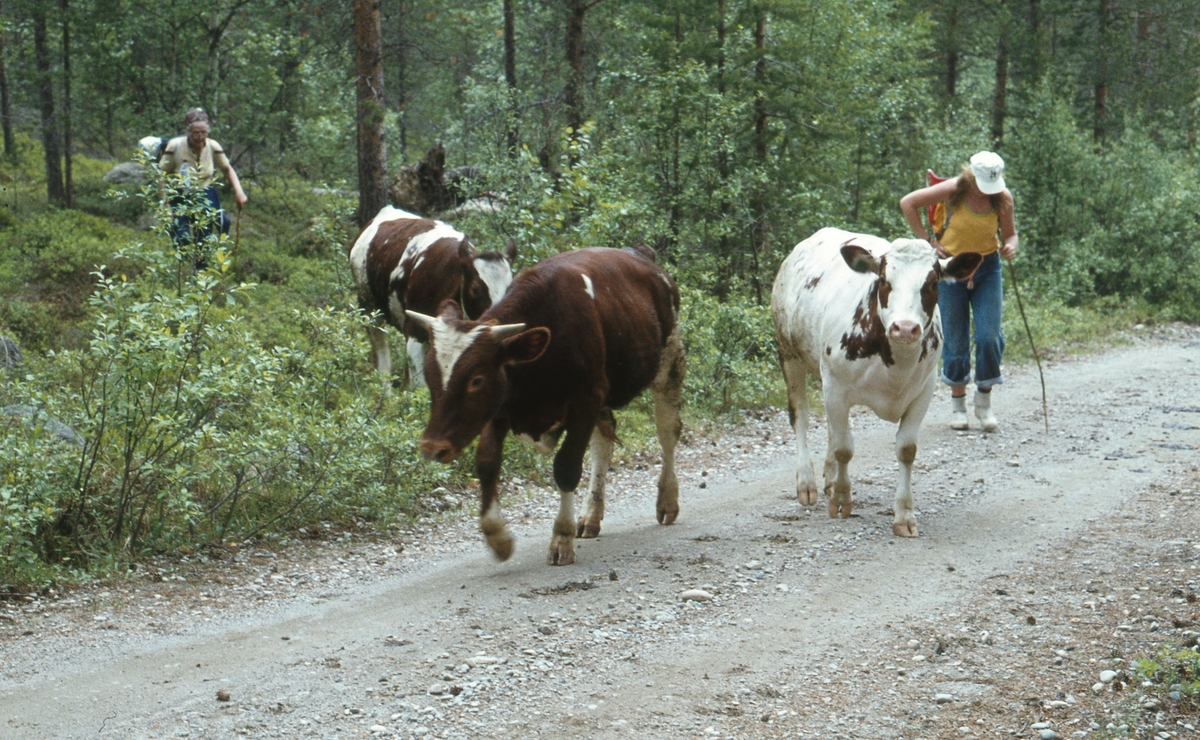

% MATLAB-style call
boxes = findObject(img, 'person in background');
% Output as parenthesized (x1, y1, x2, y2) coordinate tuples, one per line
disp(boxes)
(899, 151, 1019, 432)
(158, 108, 247, 256)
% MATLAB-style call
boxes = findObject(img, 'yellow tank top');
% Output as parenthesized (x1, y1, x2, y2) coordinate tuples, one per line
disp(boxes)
(938, 203, 1000, 257)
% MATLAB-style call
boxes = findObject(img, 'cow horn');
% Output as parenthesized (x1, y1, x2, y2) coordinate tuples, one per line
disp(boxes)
(405, 310, 437, 330)
(489, 323, 527, 339)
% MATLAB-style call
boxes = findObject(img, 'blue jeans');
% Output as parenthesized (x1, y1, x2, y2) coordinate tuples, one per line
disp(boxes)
(939, 252, 1004, 389)
(170, 185, 230, 246)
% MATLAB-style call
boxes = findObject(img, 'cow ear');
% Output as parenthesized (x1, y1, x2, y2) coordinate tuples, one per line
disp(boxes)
(940, 252, 983, 281)
(458, 238, 477, 262)
(840, 244, 881, 275)
(505, 238, 517, 264)
(436, 299, 464, 321)
(499, 327, 550, 366)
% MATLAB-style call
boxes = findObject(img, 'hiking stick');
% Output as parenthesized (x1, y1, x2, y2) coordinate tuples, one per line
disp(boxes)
(232, 207, 243, 262)
(1006, 260, 1049, 433)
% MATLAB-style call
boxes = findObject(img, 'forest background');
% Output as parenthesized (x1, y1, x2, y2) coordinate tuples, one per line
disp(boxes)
(0, 0, 1197, 590)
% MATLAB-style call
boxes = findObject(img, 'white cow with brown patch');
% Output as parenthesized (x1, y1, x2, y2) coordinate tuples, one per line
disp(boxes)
(771, 228, 981, 536)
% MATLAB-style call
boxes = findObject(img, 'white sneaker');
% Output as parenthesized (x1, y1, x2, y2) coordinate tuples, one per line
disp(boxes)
(974, 390, 998, 432)
(950, 395, 969, 430)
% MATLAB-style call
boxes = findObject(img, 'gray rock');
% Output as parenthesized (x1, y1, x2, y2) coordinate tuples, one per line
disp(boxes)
(2, 405, 85, 448)
(934, 693, 954, 704)
(0, 337, 20, 369)
(103, 161, 149, 185)
(1039, 730, 1058, 740)
(1099, 669, 1118, 683)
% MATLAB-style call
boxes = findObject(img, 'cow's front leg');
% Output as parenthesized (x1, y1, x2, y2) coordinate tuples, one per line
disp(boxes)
(549, 414, 597, 565)
(578, 410, 616, 538)
(892, 385, 934, 537)
(477, 420, 514, 561)
(781, 358, 818, 505)
(823, 390, 854, 519)
(367, 317, 392, 394)
(406, 337, 428, 388)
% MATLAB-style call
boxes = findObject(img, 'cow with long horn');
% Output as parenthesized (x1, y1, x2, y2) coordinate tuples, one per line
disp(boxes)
(406, 246, 686, 565)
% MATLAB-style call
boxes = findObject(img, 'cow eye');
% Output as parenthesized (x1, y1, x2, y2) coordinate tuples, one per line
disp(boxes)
(468, 375, 485, 390)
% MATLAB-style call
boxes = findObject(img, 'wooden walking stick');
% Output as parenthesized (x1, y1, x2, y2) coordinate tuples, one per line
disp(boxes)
(1006, 259, 1049, 433)
(232, 206, 243, 262)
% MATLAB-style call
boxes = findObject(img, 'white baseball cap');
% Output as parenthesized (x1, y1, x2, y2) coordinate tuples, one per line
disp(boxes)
(969, 151, 1006, 195)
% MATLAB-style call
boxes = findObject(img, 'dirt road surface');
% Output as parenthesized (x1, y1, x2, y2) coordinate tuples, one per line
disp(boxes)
(2, 326, 1198, 740)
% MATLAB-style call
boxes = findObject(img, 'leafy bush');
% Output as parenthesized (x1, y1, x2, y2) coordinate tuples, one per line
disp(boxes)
(679, 286, 781, 416)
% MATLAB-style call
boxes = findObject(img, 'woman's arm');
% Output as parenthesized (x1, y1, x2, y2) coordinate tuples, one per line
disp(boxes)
(998, 190, 1018, 260)
(899, 178, 958, 257)
(219, 161, 248, 209)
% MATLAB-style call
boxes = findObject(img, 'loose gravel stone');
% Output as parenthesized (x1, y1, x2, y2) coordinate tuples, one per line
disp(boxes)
(1100, 670, 1118, 683)
(681, 589, 714, 602)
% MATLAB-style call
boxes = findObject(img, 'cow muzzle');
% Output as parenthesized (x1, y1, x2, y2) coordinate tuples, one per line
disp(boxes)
(888, 321, 922, 343)
(419, 438, 460, 464)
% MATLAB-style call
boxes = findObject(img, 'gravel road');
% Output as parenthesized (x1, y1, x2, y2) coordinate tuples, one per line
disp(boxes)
(2, 325, 1198, 740)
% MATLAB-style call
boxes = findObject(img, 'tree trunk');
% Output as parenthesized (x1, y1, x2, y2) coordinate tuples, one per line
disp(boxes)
(750, 10, 768, 305)
(395, 0, 408, 161)
(1094, 0, 1110, 143)
(61, 0, 73, 207)
(0, 4, 14, 160)
(715, 0, 733, 302)
(991, 0, 1009, 146)
(564, 0, 588, 140)
(354, 0, 388, 228)
(1025, 0, 1043, 82)
(34, 5, 66, 206)
(503, 0, 518, 155)
(945, 4, 960, 99)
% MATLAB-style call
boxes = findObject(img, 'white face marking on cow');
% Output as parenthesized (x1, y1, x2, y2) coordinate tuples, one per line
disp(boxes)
(414, 255, 425, 270)
(581, 273, 595, 299)
(403, 223, 465, 271)
(431, 320, 489, 390)
(474, 257, 513, 306)
(878, 239, 938, 344)
(348, 206, 422, 287)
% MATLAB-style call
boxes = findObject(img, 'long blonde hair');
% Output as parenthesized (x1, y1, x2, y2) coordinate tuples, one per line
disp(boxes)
(948, 165, 1010, 220)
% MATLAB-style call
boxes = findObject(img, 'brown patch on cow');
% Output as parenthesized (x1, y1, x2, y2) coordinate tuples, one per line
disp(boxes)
(919, 268, 939, 320)
(898, 443, 917, 464)
(805, 274, 822, 290)
(876, 257, 891, 309)
(920, 322, 942, 362)
(839, 281, 894, 366)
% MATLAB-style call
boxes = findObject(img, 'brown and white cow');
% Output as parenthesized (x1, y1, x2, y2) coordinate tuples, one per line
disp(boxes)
(348, 206, 516, 389)
(405, 247, 686, 565)
(771, 228, 981, 536)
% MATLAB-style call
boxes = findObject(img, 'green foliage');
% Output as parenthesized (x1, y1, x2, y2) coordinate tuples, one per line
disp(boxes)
(1131, 644, 1200, 715)
(679, 286, 782, 416)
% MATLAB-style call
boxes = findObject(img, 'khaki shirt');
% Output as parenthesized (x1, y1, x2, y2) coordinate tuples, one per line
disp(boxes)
(159, 136, 230, 189)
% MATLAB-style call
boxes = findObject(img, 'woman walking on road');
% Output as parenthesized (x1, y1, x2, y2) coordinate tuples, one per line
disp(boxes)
(899, 151, 1019, 432)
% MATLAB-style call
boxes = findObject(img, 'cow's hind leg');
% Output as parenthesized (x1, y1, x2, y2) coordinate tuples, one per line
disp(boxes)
(781, 357, 819, 505)
(823, 388, 854, 518)
(578, 409, 616, 539)
(651, 325, 685, 525)
(367, 317, 392, 394)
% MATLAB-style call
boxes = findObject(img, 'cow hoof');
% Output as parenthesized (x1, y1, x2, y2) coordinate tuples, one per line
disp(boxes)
(577, 519, 601, 538)
(797, 485, 819, 506)
(892, 521, 918, 537)
(487, 534, 515, 561)
(548, 542, 576, 566)
(656, 505, 679, 525)
(828, 499, 852, 518)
